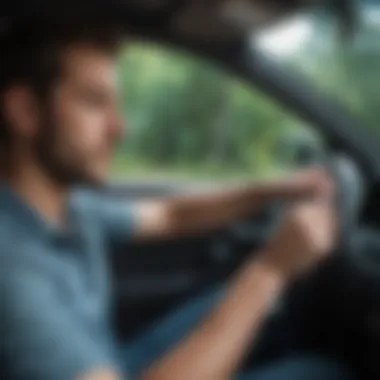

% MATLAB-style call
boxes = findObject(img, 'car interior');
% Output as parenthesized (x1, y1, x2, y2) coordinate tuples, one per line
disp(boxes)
(2, 0, 380, 378)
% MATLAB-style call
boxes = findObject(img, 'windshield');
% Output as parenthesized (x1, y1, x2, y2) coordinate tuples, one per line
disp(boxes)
(253, 0, 380, 135)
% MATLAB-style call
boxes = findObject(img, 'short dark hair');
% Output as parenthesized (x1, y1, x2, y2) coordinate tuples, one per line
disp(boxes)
(0, 15, 123, 149)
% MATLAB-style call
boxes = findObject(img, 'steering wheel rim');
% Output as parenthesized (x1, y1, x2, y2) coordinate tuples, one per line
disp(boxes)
(225, 154, 366, 263)
(327, 153, 366, 249)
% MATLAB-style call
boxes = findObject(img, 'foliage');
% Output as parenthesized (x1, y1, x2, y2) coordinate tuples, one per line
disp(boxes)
(113, 43, 308, 180)
(111, 13, 380, 181)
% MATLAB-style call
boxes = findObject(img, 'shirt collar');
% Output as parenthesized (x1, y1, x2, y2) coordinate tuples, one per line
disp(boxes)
(0, 183, 75, 240)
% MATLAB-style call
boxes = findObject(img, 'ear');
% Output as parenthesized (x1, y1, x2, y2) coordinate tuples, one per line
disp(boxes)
(3, 85, 40, 139)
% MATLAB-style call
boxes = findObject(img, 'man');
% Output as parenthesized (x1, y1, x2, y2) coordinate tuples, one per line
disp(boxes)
(0, 19, 354, 380)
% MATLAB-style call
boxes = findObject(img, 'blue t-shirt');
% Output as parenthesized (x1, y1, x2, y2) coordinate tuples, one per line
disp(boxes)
(0, 185, 135, 380)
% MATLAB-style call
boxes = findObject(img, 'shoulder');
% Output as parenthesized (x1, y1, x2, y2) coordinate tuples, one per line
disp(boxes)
(0, 214, 37, 262)
(0, 216, 56, 281)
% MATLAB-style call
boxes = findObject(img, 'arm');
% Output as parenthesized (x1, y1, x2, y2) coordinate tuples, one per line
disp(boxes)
(140, 194, 336, 380)
(0, 260, 122, 380)
(91, 167, 329, 245)
(140, 255, 284, 380)
(134, 168, 330, 241)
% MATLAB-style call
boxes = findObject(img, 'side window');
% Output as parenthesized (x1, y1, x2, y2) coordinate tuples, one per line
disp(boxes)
(112, 42, 324, 184)
(255, 4, 380, 138)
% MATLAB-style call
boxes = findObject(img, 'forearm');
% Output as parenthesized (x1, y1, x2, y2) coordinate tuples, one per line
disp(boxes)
(139, 255, 285, 380)
(164, 177, 305, 236)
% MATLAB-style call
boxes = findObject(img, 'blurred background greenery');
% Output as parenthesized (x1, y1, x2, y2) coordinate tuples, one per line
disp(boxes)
(111, 3, 380, 182)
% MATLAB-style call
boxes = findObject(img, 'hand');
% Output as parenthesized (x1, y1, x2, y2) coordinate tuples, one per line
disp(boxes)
(286, 167, 334, 200)
(259, 193, 337, 281)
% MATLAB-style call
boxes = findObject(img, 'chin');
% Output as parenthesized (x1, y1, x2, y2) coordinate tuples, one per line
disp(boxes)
(68, 170, 105, 189)
(66, 161, 109, 188)
(85, 169, 108, 187)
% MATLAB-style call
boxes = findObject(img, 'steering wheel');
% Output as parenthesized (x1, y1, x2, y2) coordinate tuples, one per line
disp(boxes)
(327, 153, 366, 250)
(212, 154, 366, 267)
(331, 156, 380, 285)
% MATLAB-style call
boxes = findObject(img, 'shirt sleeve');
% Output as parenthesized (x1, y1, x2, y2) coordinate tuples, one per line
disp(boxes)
(73, 190, 137, 246)
(0, 262, 117, 380)
(95, 197, 137, 245)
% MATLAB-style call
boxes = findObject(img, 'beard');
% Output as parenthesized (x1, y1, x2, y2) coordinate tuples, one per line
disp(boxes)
(33, 114, 103, 189)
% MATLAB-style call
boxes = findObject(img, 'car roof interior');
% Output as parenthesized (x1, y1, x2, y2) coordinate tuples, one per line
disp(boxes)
(0, 0, 357, 45)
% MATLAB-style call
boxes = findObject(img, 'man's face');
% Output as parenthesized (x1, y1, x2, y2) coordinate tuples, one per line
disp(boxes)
(36, 44, 124, 186)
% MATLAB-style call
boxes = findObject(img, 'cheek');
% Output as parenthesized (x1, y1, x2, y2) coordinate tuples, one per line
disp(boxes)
(56, 100, 107, 157)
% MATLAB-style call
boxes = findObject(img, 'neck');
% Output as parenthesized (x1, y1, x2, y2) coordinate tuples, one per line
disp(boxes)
(6, 156, 69, 226)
